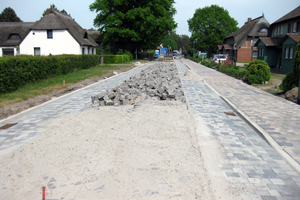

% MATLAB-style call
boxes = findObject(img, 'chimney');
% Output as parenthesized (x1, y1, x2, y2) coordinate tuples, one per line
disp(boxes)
(248, 18, 252, 23)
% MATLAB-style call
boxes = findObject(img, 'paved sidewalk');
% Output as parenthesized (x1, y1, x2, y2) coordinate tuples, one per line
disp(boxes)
(176, 59, 300, 200)
(181, 58, 300, 165)
(0, 63, 153, 153)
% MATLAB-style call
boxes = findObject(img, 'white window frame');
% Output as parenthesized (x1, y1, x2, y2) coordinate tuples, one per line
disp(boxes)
(34, 47, 41, 56)
(289, 47, 293, 59)
(285, 48, 289, 59)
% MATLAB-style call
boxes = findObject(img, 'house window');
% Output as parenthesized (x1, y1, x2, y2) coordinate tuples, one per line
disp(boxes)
(47, 30, 53, 39)
(297, 21, 300, 32)
(2, 48, 14, 56)
(280, 26, 283, 34)
(82, 48, 85, 55)
(293, 22, 297, 32)
(252, 50, 257, 57)
(274, 27, 277, 36)
(260, 28, 268, 32)
(290, 47, 293, 59)
(288, 23, 292, 33)
(34, 47, 41, 56)
(260, 48, 264, 57)
(277, 26, 280, 35)
(285, 48, 289, 59)
(8, 34, 21, 39)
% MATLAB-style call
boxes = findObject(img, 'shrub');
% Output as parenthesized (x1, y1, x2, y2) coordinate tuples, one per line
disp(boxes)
(0, 55, 98, 93)
(280, 38, 300, 92)
(245, 60, 271, 84)
(279, 72, 298, 92)
(219, 65, 246, 79)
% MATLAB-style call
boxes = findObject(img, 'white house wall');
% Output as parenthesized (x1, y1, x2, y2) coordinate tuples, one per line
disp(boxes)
(20, 30, 81, 56)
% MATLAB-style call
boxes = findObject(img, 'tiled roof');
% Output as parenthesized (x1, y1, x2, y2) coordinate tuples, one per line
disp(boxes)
(223, 44, 233, 50)
(258, 37, 280, 46)
(286, 33, 300, 43)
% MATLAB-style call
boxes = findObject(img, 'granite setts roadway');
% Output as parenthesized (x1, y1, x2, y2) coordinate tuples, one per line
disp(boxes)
(1, 59, 300, 199)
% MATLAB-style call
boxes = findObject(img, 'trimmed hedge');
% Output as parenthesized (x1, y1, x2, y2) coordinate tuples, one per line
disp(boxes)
(100, 54, 131, 64)
(0, 55, 98, 94)
(219, 65, 247, 79)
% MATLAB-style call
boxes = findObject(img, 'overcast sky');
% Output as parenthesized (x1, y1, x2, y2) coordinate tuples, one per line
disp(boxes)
(1, 0, 300, 36)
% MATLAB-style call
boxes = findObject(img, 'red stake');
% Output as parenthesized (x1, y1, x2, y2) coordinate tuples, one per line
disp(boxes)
(42, 186, 46, 200)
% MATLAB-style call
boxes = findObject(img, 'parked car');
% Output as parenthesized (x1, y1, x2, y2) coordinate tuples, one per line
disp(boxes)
(211, 54, 227, 63)
(172, 50, 179, 56)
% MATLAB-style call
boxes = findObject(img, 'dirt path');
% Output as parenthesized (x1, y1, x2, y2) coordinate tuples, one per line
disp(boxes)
(0, 100, 220, 199)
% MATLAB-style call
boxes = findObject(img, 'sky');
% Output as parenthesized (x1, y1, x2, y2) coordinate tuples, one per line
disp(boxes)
(1, 0, 300, 36)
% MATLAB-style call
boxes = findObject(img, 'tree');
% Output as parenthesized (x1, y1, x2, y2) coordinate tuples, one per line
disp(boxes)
(0, 7, 22, 22)
(280, 38, 300, 92)
(188, 5, 238, 57)
(42, 4, 70, 16)
(90, 0, 177, 53)
(163, 38, 178, 50)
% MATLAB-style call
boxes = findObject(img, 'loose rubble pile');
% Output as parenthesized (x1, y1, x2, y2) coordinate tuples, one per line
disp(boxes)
(91, 63, 186, 106)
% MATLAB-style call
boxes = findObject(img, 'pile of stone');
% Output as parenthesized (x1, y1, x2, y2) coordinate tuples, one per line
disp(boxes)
(91, 63, 185, 106)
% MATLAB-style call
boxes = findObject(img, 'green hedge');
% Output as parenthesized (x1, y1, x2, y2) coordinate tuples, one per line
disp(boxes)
(219, 65, 247, 79)
(138, 53, 153, 59)
(0, 55, 98, 94)
(100, 54, 131, 64)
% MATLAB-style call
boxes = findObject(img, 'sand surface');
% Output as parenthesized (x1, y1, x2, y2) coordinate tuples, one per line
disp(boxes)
(0, 69, 245, 199)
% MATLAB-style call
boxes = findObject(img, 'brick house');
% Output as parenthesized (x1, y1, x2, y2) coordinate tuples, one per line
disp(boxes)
(218, 15, 270, 62)
(255, 5, 300, 73)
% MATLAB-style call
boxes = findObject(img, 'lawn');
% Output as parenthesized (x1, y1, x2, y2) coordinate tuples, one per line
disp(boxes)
(0, 62, 142, 108)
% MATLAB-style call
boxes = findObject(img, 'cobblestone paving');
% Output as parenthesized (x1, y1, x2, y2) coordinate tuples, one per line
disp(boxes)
(176, 59, 300, 200)
(181, 58, 300, 165)
(0, 63, 153, 153)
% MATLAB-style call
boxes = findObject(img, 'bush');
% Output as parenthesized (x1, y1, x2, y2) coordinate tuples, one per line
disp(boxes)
(245, 60, 271, 84)
(280, 38, 300, 92)
(0, 55, 98, 93)
(279, 72, 298, 92)
(219, 65, 246, 79)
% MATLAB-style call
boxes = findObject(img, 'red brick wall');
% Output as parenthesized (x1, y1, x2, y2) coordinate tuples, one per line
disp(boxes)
(236, 38, 257, 62)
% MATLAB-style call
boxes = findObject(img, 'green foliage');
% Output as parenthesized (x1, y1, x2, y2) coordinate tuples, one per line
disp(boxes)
(101, 54, 131, 64)
(0, 7, 22, 22)
(163, 38, 178, 50)
(42, 4, 70, 17)
(245, 60, 271, 84)
(138, 53, 153, 59)
(187, 5, 238, 57)
(280, 38, 300, 92)
(90, 0, 177, 53)
(0, 55, 98, 93)
(219, 65, 247, 79)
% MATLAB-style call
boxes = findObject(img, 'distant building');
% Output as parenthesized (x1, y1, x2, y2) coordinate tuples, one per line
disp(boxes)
(218, 15, 270, 62)
(0, 8, 98, 57)
(255, 5, 300, 73)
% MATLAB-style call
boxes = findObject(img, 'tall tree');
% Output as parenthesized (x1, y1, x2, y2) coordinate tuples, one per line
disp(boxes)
(0, 7, 22, 22)
(163, 38, 178, 50)
(42, 4, 70, 16)
(188, 5, 238, 56)
(90, 0, 177, 53)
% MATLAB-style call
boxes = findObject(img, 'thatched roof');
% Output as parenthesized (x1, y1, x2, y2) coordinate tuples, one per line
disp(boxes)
(224, 16, 269, 49)
(87, 31, 103, 44)
(268, 5, 300, 37)
(0, 22, 34, 46)
(273, 5, 300, 24)
(32, 9, 98, 47)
